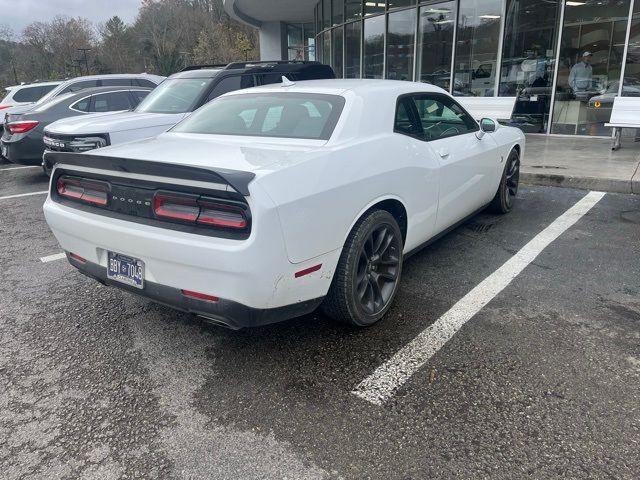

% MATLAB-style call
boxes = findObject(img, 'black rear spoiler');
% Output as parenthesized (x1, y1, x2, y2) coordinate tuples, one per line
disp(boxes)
(43, 151, 255, 196)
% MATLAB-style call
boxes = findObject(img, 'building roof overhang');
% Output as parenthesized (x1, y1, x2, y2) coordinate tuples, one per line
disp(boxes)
(223, 0, 317, 27)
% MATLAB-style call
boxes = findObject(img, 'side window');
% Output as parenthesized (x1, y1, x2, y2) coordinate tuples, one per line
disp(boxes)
(134, 79, 159, 88)
(70, 97, 91, 112)
(90, 92, 133, 112)
(206, 75, 254, 102)
(101, 78, 131, 87)
(13, 86, 44, 103)
(62, 80, 99, 94)
(394, 97, 423, 138)
(130, 90, 150, 105)
(412, 95, 478, 140)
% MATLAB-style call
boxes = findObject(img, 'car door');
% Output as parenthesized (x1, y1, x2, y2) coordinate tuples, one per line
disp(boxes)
(408, 93, 499, 232)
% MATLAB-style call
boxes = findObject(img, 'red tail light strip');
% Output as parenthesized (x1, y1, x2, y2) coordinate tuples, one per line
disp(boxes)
(57, 176, 109, 206)
(6, 120, 39, 135)
(181, 290, 219, 302)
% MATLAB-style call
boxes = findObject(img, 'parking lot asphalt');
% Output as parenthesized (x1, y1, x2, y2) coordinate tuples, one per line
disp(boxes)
(1, 158, 639, 479)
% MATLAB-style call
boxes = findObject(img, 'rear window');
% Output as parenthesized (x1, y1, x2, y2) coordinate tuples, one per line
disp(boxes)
(135, 78, 212, 114)
(13, 86, 45, 103)
(171, 93, 345, 140)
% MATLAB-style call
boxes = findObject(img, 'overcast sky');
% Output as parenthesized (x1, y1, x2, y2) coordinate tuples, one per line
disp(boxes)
(0, 0, 142, 33)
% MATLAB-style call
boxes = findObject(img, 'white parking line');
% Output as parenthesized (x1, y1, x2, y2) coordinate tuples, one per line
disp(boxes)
(0, 166, 41, 172)
(0, 191, 48, 201)
(40, 253, 66, 263)
(353, 191, 607, 406)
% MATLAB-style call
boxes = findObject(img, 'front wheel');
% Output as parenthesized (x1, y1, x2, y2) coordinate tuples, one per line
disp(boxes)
(488, 148, 520, 214)
(322, 210, 403, 327)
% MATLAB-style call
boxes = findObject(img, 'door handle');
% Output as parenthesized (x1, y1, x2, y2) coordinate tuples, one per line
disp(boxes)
(438, 148, 450, 158)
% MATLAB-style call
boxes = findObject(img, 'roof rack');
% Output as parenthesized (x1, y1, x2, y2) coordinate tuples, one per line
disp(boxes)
(180, 64, 229, 72)
(224, 60, 321, 70)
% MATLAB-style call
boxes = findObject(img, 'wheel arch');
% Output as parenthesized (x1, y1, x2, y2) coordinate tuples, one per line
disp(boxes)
(344, 196, 408, 246)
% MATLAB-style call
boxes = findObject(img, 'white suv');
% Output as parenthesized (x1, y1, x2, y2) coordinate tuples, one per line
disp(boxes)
(0, 82, 62, 112)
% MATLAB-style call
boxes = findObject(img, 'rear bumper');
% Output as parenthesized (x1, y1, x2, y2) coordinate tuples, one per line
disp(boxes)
(1, 135, 44, 165)
(68, 254, 323, 329)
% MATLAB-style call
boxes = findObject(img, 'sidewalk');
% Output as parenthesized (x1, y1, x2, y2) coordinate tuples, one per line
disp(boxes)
(521, 134, 640, 194)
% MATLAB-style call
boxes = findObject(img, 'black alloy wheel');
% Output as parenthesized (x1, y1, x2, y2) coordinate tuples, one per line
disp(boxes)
(489, 148, 520, 214)
(322, 209, 403, 326)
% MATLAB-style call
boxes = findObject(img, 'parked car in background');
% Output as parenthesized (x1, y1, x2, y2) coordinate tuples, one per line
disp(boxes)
(43, 79, 524, 329)
(588, 80, 640, 124)
(2, 86, 152, 166)
(42, 61, 335, 167)
(0, 81, 63, 112)
(2, 73, 164, 118)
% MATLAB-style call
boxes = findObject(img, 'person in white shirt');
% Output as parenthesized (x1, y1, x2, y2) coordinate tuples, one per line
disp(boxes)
(568, 51, 593, 94)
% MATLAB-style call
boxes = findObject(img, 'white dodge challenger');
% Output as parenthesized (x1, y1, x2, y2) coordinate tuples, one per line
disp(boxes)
(43, 79, 524, 329)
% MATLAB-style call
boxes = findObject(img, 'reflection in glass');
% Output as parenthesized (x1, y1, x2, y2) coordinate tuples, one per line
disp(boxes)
(333, 27, 344, 77)
(417, 2, 455, 90)
(365, 0, 385, 16)
(364, 15, 385, 78)
(333, 0, 344, 26)
(287, 24, 304, 61)
(622, 3, 640, 97)
(551, 0, 630, 135)
(386, 8, 416, 80)
(345, 21, 362, 78)
(323, 0, 331, 30)
(388, 0, 416, 9)
(346, 0, 363, 21)
(499, 0, 560, 133)
(453, 0, 503, 97)
(323, 30, 331, 65)
(305, 23, 317, 61)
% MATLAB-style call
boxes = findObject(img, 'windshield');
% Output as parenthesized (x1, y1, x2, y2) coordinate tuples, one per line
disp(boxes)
(171, 93, 345, 140)
(135, 78, 212, 114)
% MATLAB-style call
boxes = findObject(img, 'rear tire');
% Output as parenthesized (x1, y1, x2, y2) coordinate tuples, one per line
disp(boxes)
(488, 148, 520, 214)
(322, 209, 403, 327)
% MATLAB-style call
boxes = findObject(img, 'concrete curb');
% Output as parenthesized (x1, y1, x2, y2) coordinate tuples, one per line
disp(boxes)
(521, 171, 636, 194)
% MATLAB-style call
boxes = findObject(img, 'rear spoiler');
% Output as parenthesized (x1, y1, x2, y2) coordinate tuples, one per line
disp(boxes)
(43, 151, 255, 196)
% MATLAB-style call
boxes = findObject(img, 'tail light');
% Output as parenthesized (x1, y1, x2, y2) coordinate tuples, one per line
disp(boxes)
(57, 176, 109, 206)
(6, 120, 39, 135)
(0, 105, 13, 110)
(153, 191, 248, 230)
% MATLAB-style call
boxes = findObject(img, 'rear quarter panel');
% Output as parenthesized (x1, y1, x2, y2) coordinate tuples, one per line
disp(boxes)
(257, 134, 440, 264)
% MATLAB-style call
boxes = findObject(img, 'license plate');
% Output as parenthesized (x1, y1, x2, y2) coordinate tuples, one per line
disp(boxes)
(107, 252, 144, 289)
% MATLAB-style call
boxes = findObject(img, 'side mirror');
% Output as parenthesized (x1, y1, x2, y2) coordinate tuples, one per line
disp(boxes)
(480, 118, 496, 133)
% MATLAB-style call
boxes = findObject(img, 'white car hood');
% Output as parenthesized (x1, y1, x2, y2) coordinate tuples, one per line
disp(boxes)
(88, 132, 326, 175)
(45, 111, 187, 135)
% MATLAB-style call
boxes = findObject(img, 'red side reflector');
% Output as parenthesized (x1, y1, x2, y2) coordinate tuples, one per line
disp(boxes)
(6, 120, 39, 135)
(0, 105, 13, 110)
(181, 290, 219, 302)
(295, 264, 322, 278)
(69, 253, 87, 264)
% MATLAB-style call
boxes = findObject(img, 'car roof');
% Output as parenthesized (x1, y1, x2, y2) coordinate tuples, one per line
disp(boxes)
(223, 79, 448, 97)
(169, 61, 334, 80)
(6, 81, 63, 90)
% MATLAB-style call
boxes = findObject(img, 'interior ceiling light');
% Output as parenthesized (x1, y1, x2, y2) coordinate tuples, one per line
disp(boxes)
(479, 14, 501, 19)
(566, 1, 586, 5)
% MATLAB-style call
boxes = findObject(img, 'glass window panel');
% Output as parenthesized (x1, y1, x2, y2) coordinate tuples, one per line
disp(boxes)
(453, 0, 504, 97)
(333, 27, 344, 77)
(499, 0, 561, 133)
(287, 24, 305, 60)
(346, 0, 363, 21)
(323, 0, 331, 29)
(363, 14, 385, 78)
(323, 30, 331, 65)
(305, 23, 317, 61)
(387, 0, 415, 10)
(345, 21, 362, 78)
(417, 1, 455, 90)
(622, 2, 640, 97)
(386, 8, 416, 81)
(365, 1, 385, 16)
(551, 0, 630, 135)
(333, 0, 344, 25)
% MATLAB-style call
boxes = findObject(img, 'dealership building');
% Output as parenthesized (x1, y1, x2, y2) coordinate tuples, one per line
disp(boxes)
(224, 0, 639, 137)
